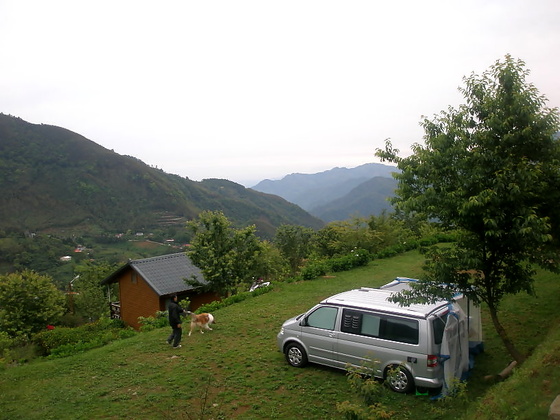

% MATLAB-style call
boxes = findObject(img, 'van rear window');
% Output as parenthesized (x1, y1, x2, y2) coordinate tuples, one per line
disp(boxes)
(432, 313, 448, 345)
(341, 309, 419, 344)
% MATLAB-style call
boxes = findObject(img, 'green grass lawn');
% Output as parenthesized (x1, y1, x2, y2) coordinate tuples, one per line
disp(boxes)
(1, 250, 559, 419)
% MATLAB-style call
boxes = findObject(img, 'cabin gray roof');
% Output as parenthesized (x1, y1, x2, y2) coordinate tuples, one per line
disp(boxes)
(101, 252, 206, 297)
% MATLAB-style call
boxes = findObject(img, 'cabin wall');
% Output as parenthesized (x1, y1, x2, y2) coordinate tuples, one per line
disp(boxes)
(118, 270, 160, 330)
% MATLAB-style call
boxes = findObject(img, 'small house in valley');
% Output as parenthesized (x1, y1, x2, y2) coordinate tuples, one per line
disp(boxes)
(101, 253, 218, 330)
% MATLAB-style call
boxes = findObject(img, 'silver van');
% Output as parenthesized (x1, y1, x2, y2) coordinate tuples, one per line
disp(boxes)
(277, 279, 470, 393)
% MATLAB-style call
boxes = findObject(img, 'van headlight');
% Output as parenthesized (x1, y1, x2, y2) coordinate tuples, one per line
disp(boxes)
(279, 327, 284, 335)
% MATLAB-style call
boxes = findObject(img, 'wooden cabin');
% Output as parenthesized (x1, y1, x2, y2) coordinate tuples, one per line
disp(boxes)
(101, 253, 219, 330)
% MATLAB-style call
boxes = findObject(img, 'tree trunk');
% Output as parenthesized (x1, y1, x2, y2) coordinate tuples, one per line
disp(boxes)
(487, 304, 526, 364)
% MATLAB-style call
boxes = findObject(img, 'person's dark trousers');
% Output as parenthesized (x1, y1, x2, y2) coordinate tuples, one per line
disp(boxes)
(167, 326, 182, 347)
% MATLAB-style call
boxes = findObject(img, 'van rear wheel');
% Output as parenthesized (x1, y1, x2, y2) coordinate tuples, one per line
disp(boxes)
(285, 343, 307, 367)
(385, 365, 414, 393)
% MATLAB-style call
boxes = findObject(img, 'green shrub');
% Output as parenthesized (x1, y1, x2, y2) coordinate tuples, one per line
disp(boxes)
(299, 250, 371, 280)
(138, 311, 168, 331)
(47, 328, 135, 359)
(374, 244, 405, 259)
(434, 231, 458, 242)
(0, 331, 15, 369)
(337, 358, 396, 419)
(33, 319, 135, 357)
(328, 249, 371, 272)
(98, 317, 126, 329)
(329, 255, 353, 272)
(301, 261, 328, 280)
(372, 235, 457, 260)
(0, 334, 40, 367)
(197, 300, 223, 313)
(5, 342, 39, 365)
(196, 286, 272, 314)
(58, 313, 86, 328)
(49, 340, 103, 358)
(34, 327, 86, 355)
(0, 331, 12, 355)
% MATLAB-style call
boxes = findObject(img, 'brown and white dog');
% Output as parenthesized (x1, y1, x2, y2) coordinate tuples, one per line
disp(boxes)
(188, 312, 215, 336)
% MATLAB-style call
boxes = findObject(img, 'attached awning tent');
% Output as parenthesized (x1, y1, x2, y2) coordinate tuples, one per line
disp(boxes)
(381, 277, 484, 396)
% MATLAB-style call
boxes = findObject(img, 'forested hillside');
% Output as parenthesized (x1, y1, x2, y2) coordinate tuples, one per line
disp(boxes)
(0, 114, 323, 238)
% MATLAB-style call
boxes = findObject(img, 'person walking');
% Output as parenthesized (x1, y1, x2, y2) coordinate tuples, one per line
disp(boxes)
(167, 294, 185, 349)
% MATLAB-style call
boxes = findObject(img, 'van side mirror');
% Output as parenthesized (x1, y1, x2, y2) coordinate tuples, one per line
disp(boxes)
(299, 317, 308, 326)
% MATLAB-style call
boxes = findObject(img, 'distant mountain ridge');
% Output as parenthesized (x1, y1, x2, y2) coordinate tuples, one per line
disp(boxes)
(251, 163, 399, 222)
(0, 113, 323, 238)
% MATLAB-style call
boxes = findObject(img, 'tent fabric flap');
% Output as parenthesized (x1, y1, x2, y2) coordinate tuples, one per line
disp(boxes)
(439, 303, 469, 396)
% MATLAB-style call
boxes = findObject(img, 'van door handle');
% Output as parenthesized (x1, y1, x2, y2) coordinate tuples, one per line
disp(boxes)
(329, 332, 336, 338)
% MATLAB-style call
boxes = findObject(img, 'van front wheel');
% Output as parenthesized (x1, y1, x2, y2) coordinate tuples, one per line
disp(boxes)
(385, 365, 414, 393)
(285, 343, 308, 367)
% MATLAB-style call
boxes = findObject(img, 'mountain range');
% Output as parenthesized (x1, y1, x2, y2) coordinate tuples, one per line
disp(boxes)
(251, 163, 398, 222)
(0, 113, 398, 238)
(0, 114, 322, 239)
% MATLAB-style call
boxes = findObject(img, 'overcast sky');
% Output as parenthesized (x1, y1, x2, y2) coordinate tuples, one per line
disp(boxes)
(1, 1, 559, 186)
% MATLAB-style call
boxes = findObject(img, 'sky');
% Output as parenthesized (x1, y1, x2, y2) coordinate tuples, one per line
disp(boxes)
(1, 1, 559, 186)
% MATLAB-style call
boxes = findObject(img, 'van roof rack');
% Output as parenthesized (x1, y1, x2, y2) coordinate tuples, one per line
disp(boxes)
(323, 284, 449, 319)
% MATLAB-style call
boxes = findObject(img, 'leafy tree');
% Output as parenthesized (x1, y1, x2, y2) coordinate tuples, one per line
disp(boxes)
(312, 223, 343, 258)
(313, 214, 422, 258)
(186, 211, 263, 297)
(366, 212, 413, 249)
(274, 224, 314, 276)
(376, 55, 560, 363)
(73, 261, 117, 322)
(251, 240, 289, 283)
(312, 219, 377, 257)
(0, 270, 66, 338)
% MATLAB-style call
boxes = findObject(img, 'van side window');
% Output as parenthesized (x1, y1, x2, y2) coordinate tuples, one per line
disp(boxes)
(362, 313, 382, 336)
(382, 317, 419, 344)
(306, 306, 338, 330)
(341, 309, 381, 336)
(341, 309, 419, 344)
(342, 311, 362, 332)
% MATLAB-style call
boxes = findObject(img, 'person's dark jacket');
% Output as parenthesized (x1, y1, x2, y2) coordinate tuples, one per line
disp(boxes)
(168, 300, 184, 327)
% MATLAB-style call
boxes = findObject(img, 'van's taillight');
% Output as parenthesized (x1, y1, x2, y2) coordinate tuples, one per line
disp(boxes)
(427, 355, 438, 368)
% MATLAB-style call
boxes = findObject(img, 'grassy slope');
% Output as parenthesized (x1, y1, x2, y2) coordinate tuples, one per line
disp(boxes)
(468, 325, 560, 419)
(465, 269, 560, 419)
(1, 251, 559, 420)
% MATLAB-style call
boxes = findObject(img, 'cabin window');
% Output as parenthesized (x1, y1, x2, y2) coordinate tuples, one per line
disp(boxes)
(131, 272, 137, 284)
